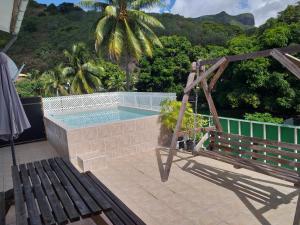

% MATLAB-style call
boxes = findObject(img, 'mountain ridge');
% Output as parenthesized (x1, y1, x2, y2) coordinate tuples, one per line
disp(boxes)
(194, 11, 255, 28)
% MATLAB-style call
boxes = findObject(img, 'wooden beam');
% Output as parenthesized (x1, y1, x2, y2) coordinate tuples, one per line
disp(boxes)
(199, 44, 300, 66)
(285, 54, 300, 67)
(163, 62, 197, 181)
(194, 132, 209, 152)
(184, 57, 227, 94)
(271, 49, 300, 79)
(201, 75, 223, 132)
(208, 59, 229, 92)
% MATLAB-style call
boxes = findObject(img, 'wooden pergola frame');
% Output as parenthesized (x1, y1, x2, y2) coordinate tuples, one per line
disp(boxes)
(163, 44, 300, 180)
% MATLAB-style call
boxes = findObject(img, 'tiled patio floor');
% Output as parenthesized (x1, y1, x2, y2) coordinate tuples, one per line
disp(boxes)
(1, 141, 299, 225)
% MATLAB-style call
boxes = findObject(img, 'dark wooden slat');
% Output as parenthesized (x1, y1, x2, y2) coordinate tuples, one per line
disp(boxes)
(11, 166, 28, 225)
(105, 210, 125, 225)
(196, 150, 300, 184)
(199, 44, 300, 66)
(59, 158, 111, 211)
(19, 164, 42, 225)
(48, 159, 91, 218)
(27, 163, 56, 225)
(83, 174, 135, 225)
(214, 143, 300, 168)
(41, 160, 80, 222)
(33, 162, 68, 225)
(214, 131, 300, 150)
(210, 143, 299, 176)
(212, 137, 300, 160)
(53, 158, 101, 214)
(87, 172, 146, 225)
(0, 191, 5, 225)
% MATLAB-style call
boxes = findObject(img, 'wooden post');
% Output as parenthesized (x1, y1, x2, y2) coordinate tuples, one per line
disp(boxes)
(271, 49, 300, 79)
(200, 66, 223, 132)
(209, 60, 229, 92)
(163, 62, 197, 181)
(184, 57, 227, 94)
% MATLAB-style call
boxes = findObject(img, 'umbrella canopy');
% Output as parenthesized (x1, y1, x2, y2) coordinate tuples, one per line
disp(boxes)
(0, 52, 30, 142)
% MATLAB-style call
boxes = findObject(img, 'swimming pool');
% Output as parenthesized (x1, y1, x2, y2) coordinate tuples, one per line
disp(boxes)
(50, 106, 158, 128)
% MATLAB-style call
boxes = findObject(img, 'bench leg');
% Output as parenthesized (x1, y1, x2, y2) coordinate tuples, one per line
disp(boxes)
(92, 213, 111, 225)
(5, 189, 14, 214)
(293, 191, 300, 225)
(0, 191, 5, 225)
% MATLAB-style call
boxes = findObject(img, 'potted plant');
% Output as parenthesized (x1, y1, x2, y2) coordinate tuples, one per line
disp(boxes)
(160, 100, 207, 151)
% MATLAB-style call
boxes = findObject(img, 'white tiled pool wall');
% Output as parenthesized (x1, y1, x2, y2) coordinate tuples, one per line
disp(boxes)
(43, 92, 176, 171)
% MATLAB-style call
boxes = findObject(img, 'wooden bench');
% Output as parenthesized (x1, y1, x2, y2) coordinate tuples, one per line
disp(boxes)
(11, 157, 146, 225)
(202, 131, 300, 186)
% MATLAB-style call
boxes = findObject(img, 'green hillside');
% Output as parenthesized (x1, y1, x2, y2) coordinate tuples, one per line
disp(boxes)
(195, 11, 255, 29)
(0, 1, 254, 72)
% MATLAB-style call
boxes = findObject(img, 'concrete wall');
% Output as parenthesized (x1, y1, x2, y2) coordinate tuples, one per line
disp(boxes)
(44, 115, 171, 171)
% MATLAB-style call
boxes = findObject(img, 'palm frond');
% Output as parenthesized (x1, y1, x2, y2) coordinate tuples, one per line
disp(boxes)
(138, 21, 163, 47)
(108, 22, 124, 60)
(130, 0, 162, 10)
(95, 16, 114, 52)
(129, 10, 164, 28)
(136, 28, 153, 57)
(124, 19, 142, 60)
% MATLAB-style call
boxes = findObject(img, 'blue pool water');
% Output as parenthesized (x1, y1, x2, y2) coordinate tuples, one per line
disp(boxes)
(50, 107, 158, 128)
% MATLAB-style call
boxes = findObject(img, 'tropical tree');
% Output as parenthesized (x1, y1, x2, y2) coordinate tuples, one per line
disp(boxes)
(42, 64, 68, 97)
(26, 69, 45, 96)
(79, 0, 164, 90)
(63, 43, 103, 94)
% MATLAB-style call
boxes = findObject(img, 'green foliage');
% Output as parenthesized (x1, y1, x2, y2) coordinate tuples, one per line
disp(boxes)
(228, 35, 259, 54)
(136, 36, 191, 96)
(278, 3, 300, 24)
(97, 60, 126, 91)
(260, 25, 291, 48)
(244, 113, 284, 124)
(160, 100, 207, 134)
(15, 79, 36, 97)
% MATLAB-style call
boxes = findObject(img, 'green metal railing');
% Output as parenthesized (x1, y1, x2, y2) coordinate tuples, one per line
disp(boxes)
(200, 114, 300, 171)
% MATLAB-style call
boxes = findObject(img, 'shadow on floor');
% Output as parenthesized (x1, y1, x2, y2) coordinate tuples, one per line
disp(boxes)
(155, 148, 300, 225)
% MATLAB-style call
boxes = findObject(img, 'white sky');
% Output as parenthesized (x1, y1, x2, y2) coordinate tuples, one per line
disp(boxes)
(170, 0, 299, 26)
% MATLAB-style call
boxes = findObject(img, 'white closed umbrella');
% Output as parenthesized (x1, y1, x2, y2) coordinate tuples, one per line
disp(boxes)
(0, 52, 30, 165)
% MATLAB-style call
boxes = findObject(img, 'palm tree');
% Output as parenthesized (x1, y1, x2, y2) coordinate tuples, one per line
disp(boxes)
(42, 64, 68, 97)
(64, 43, 103, 94)
(79, 0, 164, 90)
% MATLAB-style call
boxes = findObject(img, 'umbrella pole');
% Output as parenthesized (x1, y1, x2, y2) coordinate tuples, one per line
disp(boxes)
(10, 134, 16, 166)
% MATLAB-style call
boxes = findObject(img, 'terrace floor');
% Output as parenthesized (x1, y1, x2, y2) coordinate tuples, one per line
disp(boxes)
(1, 141, 299, 225)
